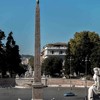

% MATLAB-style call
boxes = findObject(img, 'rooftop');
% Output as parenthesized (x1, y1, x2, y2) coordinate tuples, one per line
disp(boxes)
(44, 42, 67, 48)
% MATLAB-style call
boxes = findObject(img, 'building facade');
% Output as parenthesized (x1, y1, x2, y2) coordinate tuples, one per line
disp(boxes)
(41, 42, 67, 62)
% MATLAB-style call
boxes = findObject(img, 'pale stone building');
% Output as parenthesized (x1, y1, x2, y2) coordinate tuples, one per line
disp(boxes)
(41, 42, 67, 62)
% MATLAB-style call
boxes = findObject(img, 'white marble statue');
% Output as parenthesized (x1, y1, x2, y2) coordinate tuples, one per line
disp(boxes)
(24, 65, 33, 78)
(88, 67, 100, 100)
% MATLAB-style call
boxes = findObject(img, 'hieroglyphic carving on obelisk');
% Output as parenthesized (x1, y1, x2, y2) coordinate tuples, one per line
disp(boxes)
(32, 0, 43, 100)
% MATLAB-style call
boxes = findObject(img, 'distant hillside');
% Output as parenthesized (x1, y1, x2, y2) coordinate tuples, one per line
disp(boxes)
(21, 54, 34, 58)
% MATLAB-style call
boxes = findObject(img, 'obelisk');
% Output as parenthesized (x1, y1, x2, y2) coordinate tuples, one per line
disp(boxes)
(32, 0, 43, 100)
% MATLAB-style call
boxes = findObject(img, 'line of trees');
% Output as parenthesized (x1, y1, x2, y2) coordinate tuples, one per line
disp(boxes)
(0, 30, 26, 78)
(64, 31, 100, 76)
(41, 56, 62, 77)
(41, 31, 100, 78)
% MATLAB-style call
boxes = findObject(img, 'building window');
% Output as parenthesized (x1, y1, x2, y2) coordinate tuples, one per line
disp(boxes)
(60, 51, 63, 54)
(51, 51, 54, 54)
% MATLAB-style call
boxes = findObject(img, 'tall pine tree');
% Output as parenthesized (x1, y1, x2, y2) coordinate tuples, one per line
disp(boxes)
(6, 32, 22, 77)
(0, 30, 6, 77)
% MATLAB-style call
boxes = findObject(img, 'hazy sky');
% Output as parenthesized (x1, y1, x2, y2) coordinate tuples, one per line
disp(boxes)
(0, 0, 100, 55)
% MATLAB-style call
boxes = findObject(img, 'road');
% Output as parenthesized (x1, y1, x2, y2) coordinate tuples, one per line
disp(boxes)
(0, 87, 87, 100)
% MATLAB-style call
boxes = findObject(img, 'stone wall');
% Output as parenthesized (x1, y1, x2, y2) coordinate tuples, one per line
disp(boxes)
(0, 78, 47, 88)
(0, 78, 16, 87)
(16, 78, 47, 87)
(16, 78, 94, 87)
(47, 78, 94, 87)
(0, 78, 94, 88)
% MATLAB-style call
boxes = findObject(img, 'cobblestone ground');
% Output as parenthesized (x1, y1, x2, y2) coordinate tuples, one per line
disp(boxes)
(0, 87, 87, 100)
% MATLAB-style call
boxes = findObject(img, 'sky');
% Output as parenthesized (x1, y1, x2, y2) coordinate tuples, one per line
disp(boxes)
(0, 0, 100, 55)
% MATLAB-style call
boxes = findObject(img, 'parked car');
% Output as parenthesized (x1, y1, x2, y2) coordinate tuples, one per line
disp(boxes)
(64, 92, 75, 97)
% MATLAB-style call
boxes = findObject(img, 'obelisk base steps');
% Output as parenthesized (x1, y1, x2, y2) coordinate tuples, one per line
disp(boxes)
(32, 82, 43, 100)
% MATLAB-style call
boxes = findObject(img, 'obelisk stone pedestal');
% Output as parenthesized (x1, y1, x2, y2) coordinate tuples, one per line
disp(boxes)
(32, 83, 43, 100)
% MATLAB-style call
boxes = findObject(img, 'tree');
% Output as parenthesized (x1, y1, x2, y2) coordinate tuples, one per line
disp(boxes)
(0, 30, 5, 40)
(76, 32, 92, 74)
(64, 42, 75, 78)
(0, 30, 6, 77)
(0, 30, 26, 77)
(6, 32, 25, 77)
(64, 42, 70, 75)
(29, 56, 34, 70)
(90, 41, 100, 70)
(41, 56, 62, 77)
(67, 31, 100, 75)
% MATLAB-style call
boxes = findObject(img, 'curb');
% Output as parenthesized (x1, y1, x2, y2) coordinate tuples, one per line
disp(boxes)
(48, 84, 90, 88)
(15, 85, 91, 88)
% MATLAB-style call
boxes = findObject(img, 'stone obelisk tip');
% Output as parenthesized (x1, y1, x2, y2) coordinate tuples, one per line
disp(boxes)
(36, 0, 39, 4)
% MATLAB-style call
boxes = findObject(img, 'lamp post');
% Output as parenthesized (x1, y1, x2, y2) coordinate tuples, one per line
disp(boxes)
(69, 56, 74, 90)
(84, 56, 90, 100)
(67, 43, 74, 90)
(64, 56, 75, 97)
(62, 60, 65, 79)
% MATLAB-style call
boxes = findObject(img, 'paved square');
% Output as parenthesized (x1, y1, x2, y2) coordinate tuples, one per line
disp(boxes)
(0, 87, 87, 100)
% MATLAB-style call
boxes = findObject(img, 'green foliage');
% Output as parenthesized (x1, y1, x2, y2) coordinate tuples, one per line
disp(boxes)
(90, 42, 100, 69)
(65, 31, 100, 75)
(0, 30, 7, 77)
(64, 43, 70, 75)
(0, 30, 26, 77)
(0, 30, 5, 40)
(18, 64, 27, 76)
(29, 56, 34, 69)
(6, 32, 24, 77)
(41, 56, 62, 77)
